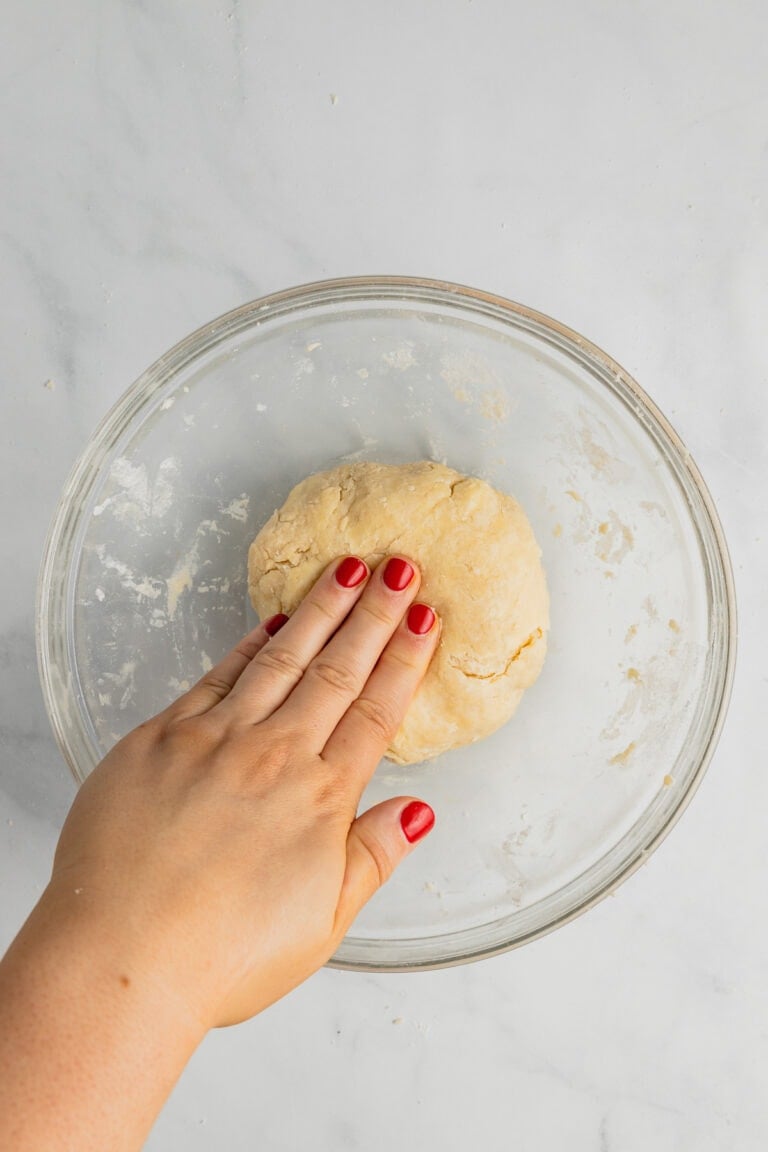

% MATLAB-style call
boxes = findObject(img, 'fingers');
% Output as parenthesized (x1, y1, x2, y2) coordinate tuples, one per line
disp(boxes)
(275, 556, 423, 746)
(333, 798, 435, 939)
(321, 601, 440, 784)
(167, 615, 287, 721)
(221, 556, 371, 724)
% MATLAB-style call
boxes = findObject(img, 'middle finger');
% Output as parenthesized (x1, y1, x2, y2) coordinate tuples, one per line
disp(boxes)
(275, 555, 421, 748)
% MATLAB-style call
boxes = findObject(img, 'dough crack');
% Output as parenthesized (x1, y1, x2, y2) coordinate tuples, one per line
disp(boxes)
(448, 628, 543, 682)
(448, 477, 471, 497)
(260, 545, 313, 573)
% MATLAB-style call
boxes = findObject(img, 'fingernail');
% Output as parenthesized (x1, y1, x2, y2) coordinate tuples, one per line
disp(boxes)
(335, 556, 368, 588)
(407, 603, 436, 635)
(263, 613, 289, 636)
(400, 801, 435, 844)
(383, 557, 415, 591)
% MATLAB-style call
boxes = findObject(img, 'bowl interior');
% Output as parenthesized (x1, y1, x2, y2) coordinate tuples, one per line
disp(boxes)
(40, 282, 733, 969)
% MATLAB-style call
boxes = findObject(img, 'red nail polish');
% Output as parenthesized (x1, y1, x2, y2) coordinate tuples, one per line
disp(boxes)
(263, 613, 289, 637)
(335, 556, 368, 588)
(407, 603, 436, 635)
(400, 801, 435, 844)
(383, 557, 414, 591)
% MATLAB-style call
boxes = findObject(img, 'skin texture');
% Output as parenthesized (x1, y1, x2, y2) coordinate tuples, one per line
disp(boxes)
(0, 554, 439, 1152)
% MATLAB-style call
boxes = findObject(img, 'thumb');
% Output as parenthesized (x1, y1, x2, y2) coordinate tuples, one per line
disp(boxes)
(334, 798, 435, 936)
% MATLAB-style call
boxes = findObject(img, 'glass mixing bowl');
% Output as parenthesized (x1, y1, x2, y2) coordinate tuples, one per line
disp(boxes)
(37, 277, 735, 970)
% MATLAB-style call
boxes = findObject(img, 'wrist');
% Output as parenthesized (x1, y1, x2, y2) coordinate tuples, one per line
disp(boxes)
(0, 884, 206, 1152)
(29, 877, 210, 1043)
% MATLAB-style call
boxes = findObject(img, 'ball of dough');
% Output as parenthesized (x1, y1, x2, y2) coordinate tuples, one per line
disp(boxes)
(248, 461, 548, 764)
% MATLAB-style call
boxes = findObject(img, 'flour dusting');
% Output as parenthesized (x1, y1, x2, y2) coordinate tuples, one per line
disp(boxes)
(93, 456, 180, 523)
(166, 550, 199, 620)
(221, 495, 250, 523)
(94, 546, 163, 600)
(383, 344, 416, 371)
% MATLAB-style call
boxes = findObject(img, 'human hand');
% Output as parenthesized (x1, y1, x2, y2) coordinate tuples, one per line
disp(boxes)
(47, 554, 439, 1030)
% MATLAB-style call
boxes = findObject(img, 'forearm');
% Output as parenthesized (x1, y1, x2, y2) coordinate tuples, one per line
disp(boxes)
(0, 885, 206, 1152)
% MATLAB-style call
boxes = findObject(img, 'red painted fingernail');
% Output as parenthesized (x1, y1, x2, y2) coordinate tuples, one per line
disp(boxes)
(383, 557, 414, 591)
(400, 801, 435, 844)
(407, 603, 436, 635)
(335, 556, 368, 588)
(263, 613, 289, 637)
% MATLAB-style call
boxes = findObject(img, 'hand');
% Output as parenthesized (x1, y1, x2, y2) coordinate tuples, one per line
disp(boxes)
(47, 553, 439, 1029)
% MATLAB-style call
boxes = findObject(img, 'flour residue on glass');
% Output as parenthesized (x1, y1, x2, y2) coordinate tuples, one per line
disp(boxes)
(92, 456, 180, 525)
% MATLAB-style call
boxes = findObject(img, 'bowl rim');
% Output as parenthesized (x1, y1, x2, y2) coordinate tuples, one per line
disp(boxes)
(36, 274, 738, 971)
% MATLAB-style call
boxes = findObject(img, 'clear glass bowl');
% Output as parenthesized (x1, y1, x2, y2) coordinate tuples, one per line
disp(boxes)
(37, 277, 736, 971)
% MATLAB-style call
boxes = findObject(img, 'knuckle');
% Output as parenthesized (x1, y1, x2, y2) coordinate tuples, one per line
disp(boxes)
(130, 714, 163, 741)
(255, 644, 305, 684)
(308, 657, 360, 697)
(198, 673, 233, 703)
(155, 714, 220, 760)
(313, 771, 351, 815)
(359, 601, 395, 628)
(382, 646, 420, 673)
(234, 636, 262, 661)
(306, 596, 338, 623)
(356, 829, 396, 889)
(109, 718, 159, 760)
(250, 734, 292, 779)
(350, 695, 401, 744)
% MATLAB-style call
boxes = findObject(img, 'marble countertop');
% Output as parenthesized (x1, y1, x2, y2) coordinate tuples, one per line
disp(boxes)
(1, 2, 766, 1148)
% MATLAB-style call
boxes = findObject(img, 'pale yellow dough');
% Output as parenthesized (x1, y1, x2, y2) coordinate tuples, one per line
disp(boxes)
(248, 461, 549, 764)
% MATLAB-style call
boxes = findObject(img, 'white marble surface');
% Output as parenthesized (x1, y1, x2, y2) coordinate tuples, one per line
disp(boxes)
(1, 1, 766, 1148)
